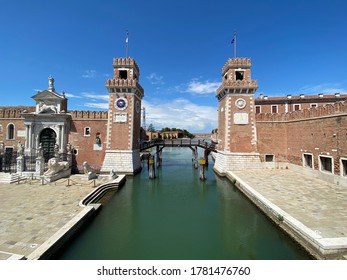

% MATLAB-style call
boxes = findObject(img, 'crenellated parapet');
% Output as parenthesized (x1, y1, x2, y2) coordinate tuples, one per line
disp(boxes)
(0, 106, 35, 118)
(106, 79, 143, 90)
(69, 110, 108, 119)
(222, 58, 252, 75)
(217, 80, 258, 94)
(113, 58, 140, 74)
(256, 101, 347, 122)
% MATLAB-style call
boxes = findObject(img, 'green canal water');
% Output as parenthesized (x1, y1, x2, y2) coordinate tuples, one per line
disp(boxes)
(56, 147, 310, 260)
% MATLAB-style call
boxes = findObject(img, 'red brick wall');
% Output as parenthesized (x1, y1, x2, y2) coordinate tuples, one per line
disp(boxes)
(107, 95, 132, 150)
(256, 101, 347, 174)
(0, 106, 34, 151)
(69, 111, 108, 173)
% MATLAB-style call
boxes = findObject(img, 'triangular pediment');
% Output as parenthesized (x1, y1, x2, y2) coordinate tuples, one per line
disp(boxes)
(31, 90, 64, 102)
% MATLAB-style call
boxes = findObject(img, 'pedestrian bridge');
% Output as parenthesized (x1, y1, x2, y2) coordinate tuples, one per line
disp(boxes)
(140, 138, 216, 180)
(140, 138, 216, 153)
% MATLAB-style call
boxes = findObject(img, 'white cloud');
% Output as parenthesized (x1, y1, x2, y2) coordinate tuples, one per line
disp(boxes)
(83, 102, 108, 110)
(69, 92, 217, 133)
(64, 92, 82, 98)
(146, 73, 164, 85)
(297, 83, 347, 95)
(186, 79, 220, 95)
(143, 98, 217, 133)
(82, 70, 97, 79)
(81, 92, 109, 101)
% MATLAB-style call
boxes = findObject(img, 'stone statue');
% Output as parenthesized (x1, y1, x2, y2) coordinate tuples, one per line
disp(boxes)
(54, 143, 59, 157)
(83, 161, 97, 180)
(109, 168, 117, 180)
(83, 161, 93, 174)
(48, 75, 55, 91)
(43, 158, 70, 176)
(95, 135, 101, 145)
(37, 143, 43, 158)
(66, 142, 72, 154)
(17, 141, 24, 157)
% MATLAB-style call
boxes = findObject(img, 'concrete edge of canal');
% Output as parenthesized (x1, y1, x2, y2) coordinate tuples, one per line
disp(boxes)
(225, 171, 347, 260)
(26, 175, 126, 260)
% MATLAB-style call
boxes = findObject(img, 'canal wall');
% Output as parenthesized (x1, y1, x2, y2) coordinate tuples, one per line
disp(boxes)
(27, 175, 126, 260)
(225, 170, 347, 260)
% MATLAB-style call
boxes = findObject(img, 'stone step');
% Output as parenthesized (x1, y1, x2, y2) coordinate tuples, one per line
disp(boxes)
(0, 173, 22, 184)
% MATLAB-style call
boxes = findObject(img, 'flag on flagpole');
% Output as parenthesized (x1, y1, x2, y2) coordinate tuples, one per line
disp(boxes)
(231, 32, 236, 44)
(126, 31, 129, 58)
(232, 32, 236, 57)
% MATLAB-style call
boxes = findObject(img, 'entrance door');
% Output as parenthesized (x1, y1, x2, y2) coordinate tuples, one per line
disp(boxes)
(39, 128, 56, 162)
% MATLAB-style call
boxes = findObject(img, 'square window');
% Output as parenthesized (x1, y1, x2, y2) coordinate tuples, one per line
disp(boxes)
(303, 153, 313, 168)
(340, 158, 347, 176)
(119, 70, 128, 79)
(84, 127, 91, 136)
(235, 71, 244, 81)
(294, 104, 301, 111)
(319, 156, 333, 173)
(271, 105, 278, 114)
(265, 154, 274, 162)
(255, 105, 261, 114)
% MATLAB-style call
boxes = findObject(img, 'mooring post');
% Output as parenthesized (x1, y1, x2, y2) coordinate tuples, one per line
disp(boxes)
(204, 148, 209, 166)
(193, 147, 198, 169)
(148, 155, 156, 179)
(199, 157, 206, 180)
(156, 146, 161, 167)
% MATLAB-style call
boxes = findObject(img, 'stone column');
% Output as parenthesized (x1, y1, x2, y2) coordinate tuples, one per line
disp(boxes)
(25, 125, 30, 149)
(60, 125, 65, 152)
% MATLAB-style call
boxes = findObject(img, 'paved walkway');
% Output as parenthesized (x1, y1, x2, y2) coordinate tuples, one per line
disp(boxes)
(0, 175, 107, 260)
(1, 169, 347, 259)
(229, 169, 347, 258)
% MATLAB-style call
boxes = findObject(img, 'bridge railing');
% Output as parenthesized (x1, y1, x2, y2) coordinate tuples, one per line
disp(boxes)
(140, 138, 216, 152)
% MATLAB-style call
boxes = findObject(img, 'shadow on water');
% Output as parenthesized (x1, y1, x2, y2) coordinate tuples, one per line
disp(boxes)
(54, 147, 311, 260)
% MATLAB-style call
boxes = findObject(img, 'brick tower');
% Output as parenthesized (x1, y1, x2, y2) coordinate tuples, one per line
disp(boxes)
(101, 58, 144, 174)
(214, 57, 261, 175)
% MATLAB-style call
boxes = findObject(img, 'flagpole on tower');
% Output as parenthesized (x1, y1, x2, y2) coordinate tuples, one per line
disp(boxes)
(232, 32, 237, 58)
(126, 31, 129, 58)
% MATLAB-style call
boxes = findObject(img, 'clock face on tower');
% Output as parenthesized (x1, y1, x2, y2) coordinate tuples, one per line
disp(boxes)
(115, 97, 128, 110)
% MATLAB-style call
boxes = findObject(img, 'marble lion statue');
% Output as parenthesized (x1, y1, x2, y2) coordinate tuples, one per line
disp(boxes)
(44, 158, 70, 176)
(83, 161, 94, 174)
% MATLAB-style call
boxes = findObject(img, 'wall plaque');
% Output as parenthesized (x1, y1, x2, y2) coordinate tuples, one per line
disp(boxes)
(233, 112, 249, 125)
(114, 113, 128, 123)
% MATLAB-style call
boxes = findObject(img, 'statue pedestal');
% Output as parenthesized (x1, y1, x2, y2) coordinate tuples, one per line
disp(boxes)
(42, 168, 71, 183)
(16, 156, 24, 174)
(35, 157, 45, 175)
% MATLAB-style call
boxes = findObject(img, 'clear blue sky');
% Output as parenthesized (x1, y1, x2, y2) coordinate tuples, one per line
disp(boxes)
(1, 0, 346, 133)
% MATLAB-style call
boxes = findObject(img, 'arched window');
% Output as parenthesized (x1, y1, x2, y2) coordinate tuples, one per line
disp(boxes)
(7, 123, 15, 140)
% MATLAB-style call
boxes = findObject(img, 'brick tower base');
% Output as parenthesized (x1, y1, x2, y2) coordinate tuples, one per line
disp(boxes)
(213, 151, 262, 176)
(101, 149, 141, 174)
